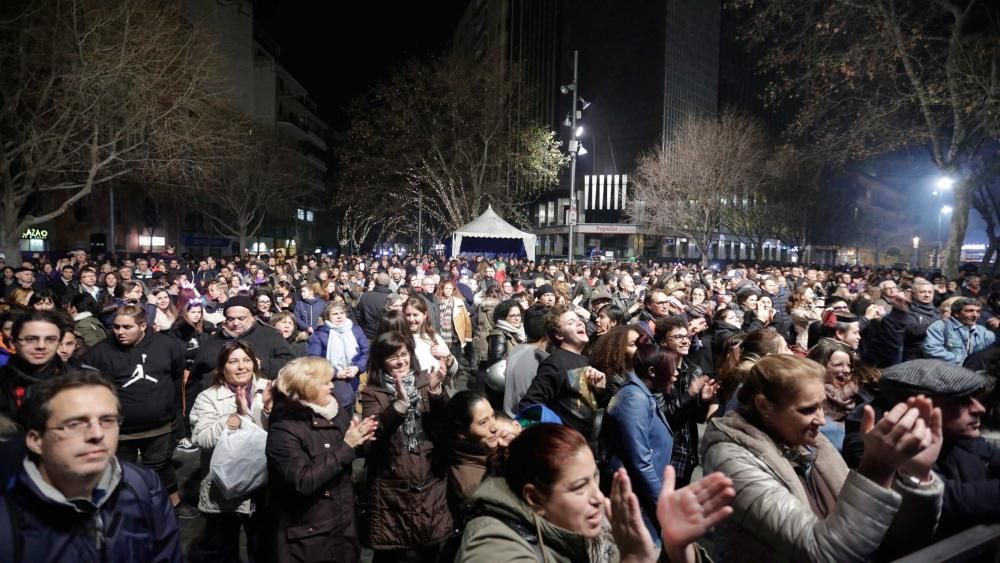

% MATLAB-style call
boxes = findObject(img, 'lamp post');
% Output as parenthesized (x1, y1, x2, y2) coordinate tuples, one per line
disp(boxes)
(912, 236, 920, 269)
(561, 50, 589, 264)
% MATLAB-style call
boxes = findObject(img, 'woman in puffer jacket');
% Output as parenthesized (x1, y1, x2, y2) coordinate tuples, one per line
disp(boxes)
(308, 301, 369, 410)
(701, 355, 945, 563)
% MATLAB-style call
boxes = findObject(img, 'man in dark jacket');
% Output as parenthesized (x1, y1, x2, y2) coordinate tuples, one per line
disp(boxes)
(192, 295, 294, 385)
(762, 276, 792, 341)
(865, 281, 940, 367)
(1, 370, 182, 563)
(517, 303, 608, 439)
(843, 360, 999, 539)
(356, 272, 392, 340)
(0, 310, 68, 425)
(83, 304, 188, 515)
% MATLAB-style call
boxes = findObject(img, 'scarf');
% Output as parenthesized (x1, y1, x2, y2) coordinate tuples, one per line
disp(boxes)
(385, 371, 425, 453)
(823, 379, 860, 422)
(779, 442, 836, 518)
(495, 320, 525, 343)
(301, 397, 339, 421)
(325, 319, 358, 370)
(226, 382, 254, 411)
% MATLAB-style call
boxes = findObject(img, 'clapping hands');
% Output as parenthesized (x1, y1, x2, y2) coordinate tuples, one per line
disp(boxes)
(609, 466, 735, 563)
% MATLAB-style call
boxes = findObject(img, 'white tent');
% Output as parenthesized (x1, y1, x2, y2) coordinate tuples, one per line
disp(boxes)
(451, 205, 536, 262)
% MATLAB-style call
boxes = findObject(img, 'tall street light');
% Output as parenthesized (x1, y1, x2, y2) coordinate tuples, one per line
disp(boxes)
(561, 50, 589, 263)
(912, 236, 920, 269)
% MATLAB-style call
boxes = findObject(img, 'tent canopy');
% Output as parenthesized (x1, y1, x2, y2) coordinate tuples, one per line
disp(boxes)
(451, 205, 536, 262)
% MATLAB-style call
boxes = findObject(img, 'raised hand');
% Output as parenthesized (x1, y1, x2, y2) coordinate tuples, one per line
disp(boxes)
(657, 465, 735, 557)
(586, 367, 607, 391)
(430, 343, 450, 359)
(262, 380, 273, 413)
(858, 399, 936, 487)
(699, 378, 720, 401)
(235, 386, 250, 415)
(345, 415, 378, 448)
(607, 468, 656, 563)
(427, 361, 446, 394)
(898, 395, 943, 481)
(393, 373, 411, 407)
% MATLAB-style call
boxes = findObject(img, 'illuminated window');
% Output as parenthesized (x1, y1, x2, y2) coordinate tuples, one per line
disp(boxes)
(138, 236, 166, 251)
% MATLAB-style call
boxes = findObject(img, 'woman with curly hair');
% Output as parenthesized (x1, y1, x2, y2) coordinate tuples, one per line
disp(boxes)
(589, 324, 642, 397)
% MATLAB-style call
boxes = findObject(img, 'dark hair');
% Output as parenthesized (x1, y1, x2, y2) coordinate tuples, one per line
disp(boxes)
(12, 310, 68, 341)
(28, 289, 57, 308)
(445, 390, 490, 442)
(213, 341, 261, 388)
(493, 300, 522, 325)
(653, 315, 688, 343)
(368, 331, 417, 386)
(21, 370, 118, 433)
(521, 305, 547, 343)
(403, 297, 439, 341)
(376, 309, 411, 343)
(492, 423, 589, 498)
(597, 304, 627, 328)
(632, 342, 678, 389)
(69, 292, 102, 315)
(543, 303, 574, 343)
(590, 325, 641, 377)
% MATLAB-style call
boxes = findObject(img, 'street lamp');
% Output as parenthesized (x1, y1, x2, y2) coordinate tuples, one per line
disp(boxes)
(912, 236, 920, 269)
(932, 175, 954, 196)
(561, 49, 590, 263)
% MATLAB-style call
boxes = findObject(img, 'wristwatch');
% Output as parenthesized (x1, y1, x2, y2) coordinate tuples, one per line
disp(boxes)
(896, 470, 934, 488)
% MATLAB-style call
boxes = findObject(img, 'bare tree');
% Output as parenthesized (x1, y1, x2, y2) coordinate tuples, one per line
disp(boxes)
(0, 0, 244, 262)
(731, 0, 1000, 276)
(194, 129, 316, 254)
(627, 111, 771, 268)
(341, 51, 566, 233)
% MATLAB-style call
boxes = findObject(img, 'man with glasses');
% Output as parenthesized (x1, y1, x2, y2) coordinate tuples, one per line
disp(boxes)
(0, 311, 69, 425)
(636, 289, 672, 340)
(867, 279, 943, 368)
(655, 315, 719, 487)
(0, 371, 182, 562)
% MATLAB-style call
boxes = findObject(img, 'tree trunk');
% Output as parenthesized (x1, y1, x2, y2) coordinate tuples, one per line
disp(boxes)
(981, 240, 996, 274)
(943, 179, 970, 278)
(697, 238, 711, 268)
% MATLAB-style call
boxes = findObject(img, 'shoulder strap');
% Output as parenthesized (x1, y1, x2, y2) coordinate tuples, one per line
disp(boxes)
(118, 462, 157, 532)
(0, 493, 22, 563)
(467, 506, 544, 562)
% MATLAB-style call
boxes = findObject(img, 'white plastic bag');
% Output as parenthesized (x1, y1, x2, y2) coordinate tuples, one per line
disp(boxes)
(209, 418, 268, 500)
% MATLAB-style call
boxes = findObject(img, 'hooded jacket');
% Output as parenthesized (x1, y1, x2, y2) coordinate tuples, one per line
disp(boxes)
(292, 296, 326, 331)
(0, 356, 67, 423)
(701, 410, 943, 563)
(1, 457, 182, 563)
(83, 332, 184, 435)
(456, 477, 618, 563)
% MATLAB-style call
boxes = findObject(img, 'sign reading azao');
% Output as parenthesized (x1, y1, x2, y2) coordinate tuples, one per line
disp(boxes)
(21, 228, 49, 240)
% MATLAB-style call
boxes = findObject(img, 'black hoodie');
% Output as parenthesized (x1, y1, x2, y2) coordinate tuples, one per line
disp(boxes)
(0, 356, 67, 423)
(83, 331, 184, 434)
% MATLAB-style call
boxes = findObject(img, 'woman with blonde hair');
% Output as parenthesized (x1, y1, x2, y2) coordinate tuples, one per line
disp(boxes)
(267, 356, 378, 563)
(702, 355, 943, 562)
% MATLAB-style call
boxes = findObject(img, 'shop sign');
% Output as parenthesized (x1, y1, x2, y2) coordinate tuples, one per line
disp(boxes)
(21, 228, 48, 240)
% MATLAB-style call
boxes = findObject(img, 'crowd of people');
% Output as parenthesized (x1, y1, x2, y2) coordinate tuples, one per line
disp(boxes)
(1, 247, 999, 562)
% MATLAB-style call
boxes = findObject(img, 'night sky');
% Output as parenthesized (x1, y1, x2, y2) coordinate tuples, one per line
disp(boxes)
(253, 0, 469, 129)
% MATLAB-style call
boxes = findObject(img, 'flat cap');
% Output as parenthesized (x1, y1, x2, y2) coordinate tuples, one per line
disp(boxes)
(880, 359, 987, 403)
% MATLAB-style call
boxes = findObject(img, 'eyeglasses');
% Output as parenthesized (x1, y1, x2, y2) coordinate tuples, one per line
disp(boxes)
(652, 300, 670, 305)
(257, 300, 271, 305)
(665, 334, 691, 342)
(48, 415, 123, 435)
(19, 335, 60, 346)
(386, 352, 409, 363)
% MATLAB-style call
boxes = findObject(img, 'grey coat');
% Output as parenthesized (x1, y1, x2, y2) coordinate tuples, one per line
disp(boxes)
(701, 410, 942, 563)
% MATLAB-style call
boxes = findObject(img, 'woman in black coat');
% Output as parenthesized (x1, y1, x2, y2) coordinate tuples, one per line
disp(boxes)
(265, 357, 377, 563)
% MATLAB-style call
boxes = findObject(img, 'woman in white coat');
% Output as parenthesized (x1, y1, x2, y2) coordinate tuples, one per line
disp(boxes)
(188, 340, 272, 563)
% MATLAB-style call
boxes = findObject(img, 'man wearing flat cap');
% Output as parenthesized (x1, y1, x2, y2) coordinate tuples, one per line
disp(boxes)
(843, 359, 998, 538)
(2, 264, 41, 300)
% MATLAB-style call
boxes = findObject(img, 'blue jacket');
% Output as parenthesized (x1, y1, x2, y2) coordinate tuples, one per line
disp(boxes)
(922, 317, 996, 366)
(293, 297, 327, 331)
(307, 322, 369, 407)
(605, 373, 674, 538)
(0, 458, 182, 563)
